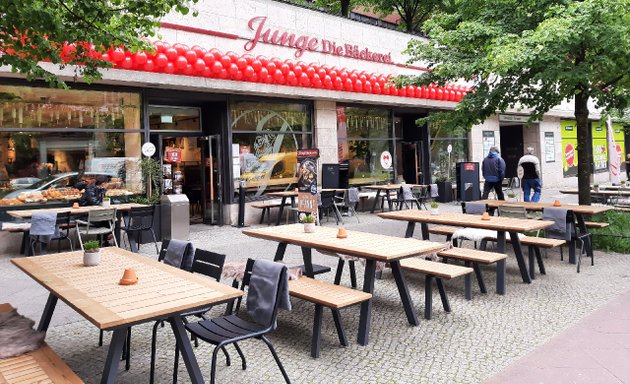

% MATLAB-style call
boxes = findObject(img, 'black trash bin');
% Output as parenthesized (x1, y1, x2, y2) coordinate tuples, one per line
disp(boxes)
(456, 162, 480, 201)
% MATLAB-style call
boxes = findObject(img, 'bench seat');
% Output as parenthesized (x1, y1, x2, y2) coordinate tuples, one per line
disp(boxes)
(436, 247, 507, 295)
(0, 304, 83, 384)
(251, 202, 285, 225)
(584, 221, 610, 229)
(288, 277, 371, 358)
(401, 258, 473, 319)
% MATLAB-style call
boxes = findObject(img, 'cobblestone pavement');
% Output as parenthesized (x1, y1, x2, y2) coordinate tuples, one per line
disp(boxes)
(2, 190, 629, 383)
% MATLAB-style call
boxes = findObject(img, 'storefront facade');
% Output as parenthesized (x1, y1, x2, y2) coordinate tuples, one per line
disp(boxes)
(0, 0, 612, 226)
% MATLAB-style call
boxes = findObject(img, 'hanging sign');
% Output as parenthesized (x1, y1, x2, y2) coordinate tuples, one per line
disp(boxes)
(380, 151, 392, 169)
(141, 142, 156, 157)
(297, 149, 319, 221)
(164, 147, 182, 163)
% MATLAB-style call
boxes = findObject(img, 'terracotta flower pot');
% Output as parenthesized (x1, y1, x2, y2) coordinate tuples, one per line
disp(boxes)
(119, 268, 138, 285)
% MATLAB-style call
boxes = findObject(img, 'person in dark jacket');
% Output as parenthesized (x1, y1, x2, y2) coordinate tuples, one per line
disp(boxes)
(481, 147, 506, 200)
(518, 147, 542, 202)
(79, 177, 106, 206)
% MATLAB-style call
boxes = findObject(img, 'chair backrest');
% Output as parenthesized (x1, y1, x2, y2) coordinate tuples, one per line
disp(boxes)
(510, 177, 521, 189)
(56, 211, 71, 226)
(346, 187, 360, 204)
(231, 258, 256, 314)
(401, 185, 413, 200)
(542, 208, 573, 241)
(126, 206, 155, 231)
(87, 208, 117, 224)
(246, 259, 288, 329)
(319, 191, 336, 208)
(462, 202, 487, 214)
(498, 205, 528, 219)
(158, 239, 170, 262)
(30, 212, 58, 236)
(191, 249, 226, 281)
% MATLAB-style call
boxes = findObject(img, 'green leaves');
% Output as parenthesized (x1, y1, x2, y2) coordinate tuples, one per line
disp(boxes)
(0, 0, 199, 88)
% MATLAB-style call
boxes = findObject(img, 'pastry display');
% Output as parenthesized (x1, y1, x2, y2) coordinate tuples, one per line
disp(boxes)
(17, 191, 48, 204)
(42, 187, 82, 200)
(105, 189, 131, 197)
(0, 198, 23, 206)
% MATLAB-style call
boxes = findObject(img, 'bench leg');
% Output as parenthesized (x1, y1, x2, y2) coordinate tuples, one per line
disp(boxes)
(311, 304, 323, 358)
(301, 247, 314, 278)
(510, 231, 532, 284)
(469, 262, 486, 294)
(424, 275, 433, 320)
(464, 273, 472, 300)
(421, 223, 430, 240)
(259, 208, 266, 224)
(274, 242, 288, 262)
(38, 293, 58, 332)
(390, 260, 419, 326)
(535, 247, 546, 275)
(405, 222, 416, 238)
(496, 259, 506, 295)
(435, 278, 451, 313)
(334, 258, 345, 285)
(528, 246, 536, 280)
(349, 260, 357, 289)
(331, 309, 348, 347)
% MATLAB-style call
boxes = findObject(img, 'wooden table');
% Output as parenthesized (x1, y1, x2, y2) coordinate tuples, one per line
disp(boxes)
(265, 191, 298, 226)
(559, 189, 630, 204)
(378, 210, 554, 294)
(362, 184, 426, 213)
(242, 224, 445, 346)
(11, 247, 242, 384)
(479, 200, 611, 264)
(7, 203, 149, 253)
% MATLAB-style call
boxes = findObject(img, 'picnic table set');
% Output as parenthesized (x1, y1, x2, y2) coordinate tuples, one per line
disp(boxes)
(0, 194, 613, 383)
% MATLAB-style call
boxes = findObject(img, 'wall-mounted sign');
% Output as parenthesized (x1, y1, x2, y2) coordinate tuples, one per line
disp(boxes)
(141, 142, 156, 157)
(164, 147, 182, 163)
(482, 131, 495, 155)
(380, 151, 392, 169)
(245, 16, 393, 63)
(498, 114, 535, 123)
(544, 132, 555, 163)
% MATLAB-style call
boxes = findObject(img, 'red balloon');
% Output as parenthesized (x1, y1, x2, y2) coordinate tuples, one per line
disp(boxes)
(305, 66, 316, 78)
(250, 73, 258, 82)
(111, 48, 125, 62)
(121, 56, 134, 69)
(293, 65, 303, 77)
(154, 41, 167, 54)
(174, 56, 187, 70)
(317, 68, 326, 79)
(390, 87, 398, 96)
(334, 77, 344, 90)
(455, 90, 463, 101)
(271, 57, 282, 66)
(219, 69, 229, 79)
(101, 53, 111, 62)
(236, 57, 248, 70)
(311, 74, 322, 88)
(398, 87, 407, 97)
(420, 86, 428, 99)
(251, 59, 262, 72)
(173, 43, 188, 56)
(372, 82, 381, 94)
(194, 58, 206, 73)
(164, 62, 176, 74)
(226, 51, 239, 62)
(143, 59, 155, 72)
(232, 70, 243, 81)
(429, 86, 436, 99)
(244, 66, 255, 78)
(183, 64, 194, 76)
(349, 73, 358, 82)
(258, 67, 269, 80)
(165, 47, 178, 61)
(280, 63, 290, 75)
(299, 72, 310, 86)
(210, 48, 223, 60)
(407, 85, 416, 97)
(155, 53, 168, 68)
(202, 53, 215, 66)
(192, 45, 206, 58)
(220, 55, 232, 68)
(211, 61, 223, 74)
(133, 51, 148, 65)
(286, 71, 297, 85)
(273, 69, 284, 82)
(328, 69, 338, 78)
(228, 63, 239, 76)
(323, 75, 333, 89)
(363, 80, 372, 93)
(382, 84, 390, 95)
(242, 54, 254, 64)
(436, 88, 444, 100)
(202, 67, 213, 77)
(354, 79, 363, 92)
(359, 74, 367, 83)
(185, 50, 197, 64)
(257, 55, 269, 66)
(266, 62, 277, 73)
(344, 79, 354, 91)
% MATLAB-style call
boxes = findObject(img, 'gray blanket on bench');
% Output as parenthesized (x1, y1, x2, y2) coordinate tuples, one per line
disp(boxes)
(0, 308, 45, 359)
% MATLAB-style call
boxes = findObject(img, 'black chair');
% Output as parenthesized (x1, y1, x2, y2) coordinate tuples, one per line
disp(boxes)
(543, 208, 592, 273)
(319, 191, 343, 224)
(54, 211, 74, 252)
(121, 205, 159, 253)
(150, 248, 228, 384)
(181, 258, 291, 384)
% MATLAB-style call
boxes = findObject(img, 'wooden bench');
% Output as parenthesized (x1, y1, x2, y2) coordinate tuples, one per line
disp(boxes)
(400, 258, 473, 319)
(251, 202, 284, 225)
(437, 248, 507, 295)
(427, 225, 458, 238)
(288, 277, 372, 358)
(0, 304, 83, 384)
(584, 221, 610, 229)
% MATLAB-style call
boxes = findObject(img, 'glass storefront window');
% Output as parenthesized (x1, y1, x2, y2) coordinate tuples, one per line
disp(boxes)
(337, 106, 393, 185)
(149, 106, 201, 131)
(0, 85, 142, 205)
(430, 139, 468, 182)
(231, 101, 311, 198)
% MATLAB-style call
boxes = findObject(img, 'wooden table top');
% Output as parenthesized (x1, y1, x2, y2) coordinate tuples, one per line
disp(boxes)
(559, 189, 630, 196)
(11, 247, 242, 330)
(378, 209, 554, 232)
(6, 203, 149, 219)
(266, 191, 298, 198)
(243, 224, 446, 262)
(478, 200, 612, 215)
(362, 184, 424, 191)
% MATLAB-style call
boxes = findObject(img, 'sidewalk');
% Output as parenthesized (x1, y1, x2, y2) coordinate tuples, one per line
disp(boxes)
(485, 287, 630, 383)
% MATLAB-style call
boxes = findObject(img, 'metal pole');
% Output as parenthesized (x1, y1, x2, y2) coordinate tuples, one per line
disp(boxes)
(237, 180, 246, 227)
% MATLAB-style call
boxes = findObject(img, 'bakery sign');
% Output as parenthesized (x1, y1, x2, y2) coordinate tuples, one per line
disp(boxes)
(245, 16, 393, 64)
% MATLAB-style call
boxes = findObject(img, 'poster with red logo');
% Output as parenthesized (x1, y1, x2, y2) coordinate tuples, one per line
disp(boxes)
(561, 121, 578, 177)
(164, 147, 182, 163)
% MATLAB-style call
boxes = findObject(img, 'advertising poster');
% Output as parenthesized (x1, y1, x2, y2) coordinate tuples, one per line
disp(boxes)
(613, 123, 626, 172)
(482, 131, 495, 156)
(592, 122, 608, 173)
(297, 149, 319, 222)
(544, 132, 555, 162)
(336, 107, 349, 162)
(561, 121, 578, 177)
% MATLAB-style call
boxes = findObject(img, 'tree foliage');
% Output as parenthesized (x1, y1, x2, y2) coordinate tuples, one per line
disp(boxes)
(360, 0, 448, 33)
(402, 0, 630, 204)
(0, 0, 198, 88)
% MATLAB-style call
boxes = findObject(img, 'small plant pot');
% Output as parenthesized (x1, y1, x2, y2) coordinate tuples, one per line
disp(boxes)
(304, 223, 316, 233)
(83, 251, 101, 266)
(431, 208, 439, 215)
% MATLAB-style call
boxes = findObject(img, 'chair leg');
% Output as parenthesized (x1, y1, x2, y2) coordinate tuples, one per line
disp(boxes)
(210, 346, 221, 384)
(99, 330, 104, 346)
(260, 335, 291, 384)
(150, 229, 159, 254)
(125, 327, 131, 371)
(425, 275, 434, 320)
(232, 342, 246, 370)
(149, 321, 161, 384)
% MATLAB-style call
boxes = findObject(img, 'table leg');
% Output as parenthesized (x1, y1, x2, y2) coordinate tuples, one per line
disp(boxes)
(100, 328, 126, 384)
(386, 192, 394, 211)
(358, 259, 377, 346)
(405, 222, 416, 238)
(275, 197, 288, 226)
(273, 242, 288, 262)
(369, 190, 381, 213)
(390, 260, 419, 326)
(496, 231, 506, 295)
(510, 231, 532, 284)
(37, 294, 58, 332)
(301, 247, 315, 278)
(168, 315, 205, 384)
(421, 223, 430, 240)
(114, 211, 123, 247)
(569, 238, 576, 264)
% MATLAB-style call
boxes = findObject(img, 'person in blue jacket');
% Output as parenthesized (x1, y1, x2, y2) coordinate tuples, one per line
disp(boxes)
(481, 146, 506, 200)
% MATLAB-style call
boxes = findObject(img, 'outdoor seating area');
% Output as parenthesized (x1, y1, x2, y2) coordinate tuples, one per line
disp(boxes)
(2, 187, 630, 383)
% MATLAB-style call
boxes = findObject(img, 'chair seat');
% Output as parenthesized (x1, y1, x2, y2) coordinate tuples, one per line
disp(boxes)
(186, 314, 267, 345)
(78, 227, 113, 235)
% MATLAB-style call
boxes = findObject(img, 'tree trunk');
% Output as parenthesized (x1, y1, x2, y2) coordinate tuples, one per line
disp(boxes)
(341, 0, 350, 17)
(575, 91, 592, 206)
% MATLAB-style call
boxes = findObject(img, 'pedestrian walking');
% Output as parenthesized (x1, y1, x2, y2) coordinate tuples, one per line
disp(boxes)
(481, 146, 506, 200)
(518, 147, 542, 202)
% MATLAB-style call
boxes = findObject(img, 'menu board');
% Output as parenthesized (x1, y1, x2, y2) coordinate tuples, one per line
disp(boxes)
(297, 149, 319, 222)
(482, 131, 495, 157)
(544, 132, 555, 162)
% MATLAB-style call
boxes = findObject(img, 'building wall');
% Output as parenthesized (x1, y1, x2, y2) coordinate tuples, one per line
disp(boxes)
(314, 100, 338, 183)
(469, 117, 501, 170)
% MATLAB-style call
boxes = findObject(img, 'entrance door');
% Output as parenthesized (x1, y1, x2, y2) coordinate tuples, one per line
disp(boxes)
(203, 135, 223, 225)
(500, 125, 524, 179)
(399, 142, 423, 184)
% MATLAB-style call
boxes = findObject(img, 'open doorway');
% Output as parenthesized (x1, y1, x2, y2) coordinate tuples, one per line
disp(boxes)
(395, 114, 428, 184)
(500, 125, 523, 178)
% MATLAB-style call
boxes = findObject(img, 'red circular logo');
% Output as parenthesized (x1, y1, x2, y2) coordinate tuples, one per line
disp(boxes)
(565, 143, 575, 166)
